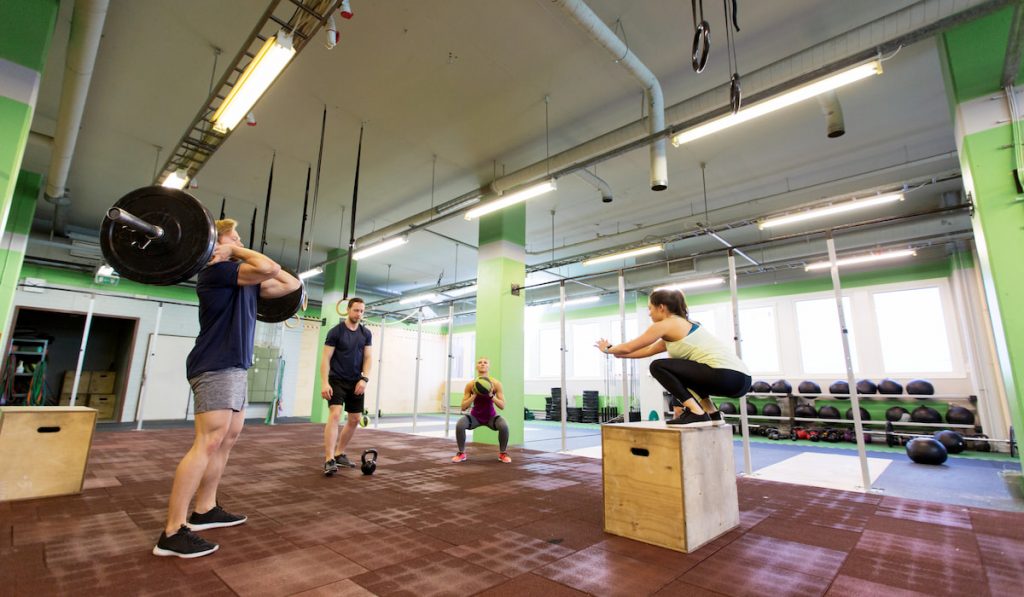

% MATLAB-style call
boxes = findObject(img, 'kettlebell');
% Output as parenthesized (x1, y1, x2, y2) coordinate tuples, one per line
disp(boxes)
(360, 448, 378, 475)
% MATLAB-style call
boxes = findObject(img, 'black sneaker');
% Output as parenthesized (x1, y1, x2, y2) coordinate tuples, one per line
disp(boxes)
(187, 505, 247, 531)
(333, 453, 356, 468)
(153, 525, 219, 558)
(708, 410, 726, 425)
(666, 409, 714, 427)
(324, 459, 338, 476)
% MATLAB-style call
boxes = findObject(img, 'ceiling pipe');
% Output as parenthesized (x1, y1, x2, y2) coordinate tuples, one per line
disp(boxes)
(575, 168, 614, 203)
(352, 0, 1002, 251)
(818, 90, 846, 138)
(43, 0, 109, 237)
(548, 0, 667, 192)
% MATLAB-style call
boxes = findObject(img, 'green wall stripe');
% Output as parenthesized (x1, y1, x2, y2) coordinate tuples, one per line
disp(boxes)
(0, 0, 59, 74)
(941, 6, 1023, 104)
(478, 203, 526, 247)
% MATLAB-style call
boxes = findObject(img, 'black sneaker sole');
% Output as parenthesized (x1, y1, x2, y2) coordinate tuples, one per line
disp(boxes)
(324, 468, 336, 477)
(152, 543, 219, 558)
(186, 516, 247, 531)
(665, 419, 714, 427)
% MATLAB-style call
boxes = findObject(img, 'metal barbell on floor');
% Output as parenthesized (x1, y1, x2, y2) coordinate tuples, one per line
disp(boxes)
(100, 185, 305, 322)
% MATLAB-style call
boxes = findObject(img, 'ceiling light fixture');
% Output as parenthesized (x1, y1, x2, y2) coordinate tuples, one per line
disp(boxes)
(444, 284, 477, 297)
(654, 278, 725, 292)
(759, 192, 904, 229)
(211, 32, 296, 133)
(804, 249, 916, 271)
(298, 267, 323, 280)
(160, 169, 189, 189)
(400, 292, 440, 305)
(671, 60, 882, 146)
(464, 179, 556, 220)
(352, 235, 408, 260)
(582, 244, 664, 267)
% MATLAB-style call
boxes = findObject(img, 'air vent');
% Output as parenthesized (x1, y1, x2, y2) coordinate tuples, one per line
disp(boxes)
(667, 257, 696, 275)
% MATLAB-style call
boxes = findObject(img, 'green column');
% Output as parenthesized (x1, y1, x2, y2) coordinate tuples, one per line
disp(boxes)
(0, 171, 40, 345)
(0, 0, 57, 233)
(474, 205, 526, 447)
(939, 6, 1024, 471)
(310, 249, 358, 423)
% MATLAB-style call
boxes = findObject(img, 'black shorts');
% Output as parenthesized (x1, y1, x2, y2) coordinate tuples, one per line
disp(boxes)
(328, 378, 365, 414)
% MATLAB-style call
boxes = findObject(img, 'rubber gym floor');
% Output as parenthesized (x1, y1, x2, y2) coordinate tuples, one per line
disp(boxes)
(2, 418, 1023, 596)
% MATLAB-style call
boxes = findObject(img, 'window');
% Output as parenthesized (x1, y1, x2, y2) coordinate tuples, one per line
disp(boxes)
(538, 327, 561, 377)
(796, 297, 858, 374)
(572, 322, 603, 377)
(739, 306, 779, 373)
(873, 287, 953, 373)
(688, 308, 718, 339)
(451, 333, 475, 378)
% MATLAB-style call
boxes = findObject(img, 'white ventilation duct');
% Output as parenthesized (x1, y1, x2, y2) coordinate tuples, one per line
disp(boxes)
(44, 0, 109, 236)
(548, 0, 667, 192)
(818, 90, 846, 138)
(575, 168, 613, 203)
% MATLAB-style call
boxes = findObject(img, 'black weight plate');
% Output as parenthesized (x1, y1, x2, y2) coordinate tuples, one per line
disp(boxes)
(101, 186, 216, 285)
(257, 276, 307, 323)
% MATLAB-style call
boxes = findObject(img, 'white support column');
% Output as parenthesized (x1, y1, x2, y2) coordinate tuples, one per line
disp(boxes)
(68, 295, 95, 406)
(827, 233, 872, 491)
(619, 271, 628, 417)
(560, 281, 568, 452)
(412, 311, 423, 432)
(444, 303, 455, 437)
(372, 316, 386, 427)
(729, 251, 752, 476)
(135, 302, 162, 430)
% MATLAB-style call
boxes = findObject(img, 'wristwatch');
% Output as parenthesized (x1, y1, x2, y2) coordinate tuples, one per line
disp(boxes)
(359, 375, 369, 383)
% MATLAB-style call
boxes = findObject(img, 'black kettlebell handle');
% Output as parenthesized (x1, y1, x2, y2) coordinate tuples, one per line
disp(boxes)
(362, 449, 378, 464)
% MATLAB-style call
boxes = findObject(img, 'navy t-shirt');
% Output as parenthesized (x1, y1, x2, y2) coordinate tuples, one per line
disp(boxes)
(185, 261, 259, 379)
(325, 322, 372, 382)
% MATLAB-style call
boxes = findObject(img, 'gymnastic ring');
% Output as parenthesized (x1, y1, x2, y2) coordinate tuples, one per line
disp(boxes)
(336, 299, 347, 317)
(691, 21, 710, 73)
(729, 72, 742, 114)
(284, 317, 299, 329)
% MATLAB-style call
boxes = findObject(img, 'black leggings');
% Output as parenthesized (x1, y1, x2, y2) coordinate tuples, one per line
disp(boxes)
(456, 414, 509, 452)
(649, 358, 751, 409)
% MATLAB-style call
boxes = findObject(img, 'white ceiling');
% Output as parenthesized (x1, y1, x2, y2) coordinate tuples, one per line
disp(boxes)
(23, 0, 973, 301)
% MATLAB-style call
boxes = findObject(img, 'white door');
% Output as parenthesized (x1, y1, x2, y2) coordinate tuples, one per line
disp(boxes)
(138, 334, 195, 421)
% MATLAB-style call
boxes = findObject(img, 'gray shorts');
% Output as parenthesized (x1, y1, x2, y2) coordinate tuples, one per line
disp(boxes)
(189, 367, 248, 414)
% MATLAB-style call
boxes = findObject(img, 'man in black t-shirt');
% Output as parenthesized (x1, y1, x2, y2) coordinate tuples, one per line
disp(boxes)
(153, 218, 299, 559)
(321, 297, 373, 476)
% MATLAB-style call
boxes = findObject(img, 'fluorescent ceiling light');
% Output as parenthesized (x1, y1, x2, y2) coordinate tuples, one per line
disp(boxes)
(161, 169, 189, 189)
(759, 193, 904, 229)
(421, 316, 453, 325)
(400, 292, 440, 305)
(444, 284, 477, 297)
(561, 296, 600, 307)
(654, 278, 725, 292)
(298, 267, 323, 280)
(352, 236, 408, 260)
(212, 32, 296, 133)
(672, 61, 882, 146)
(582, 244, 664, 267)
(465, 179, 556, 220)
(804, 249, 916, 271)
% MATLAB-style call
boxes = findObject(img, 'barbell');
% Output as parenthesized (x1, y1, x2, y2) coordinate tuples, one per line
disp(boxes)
(100, 185, 305, 323)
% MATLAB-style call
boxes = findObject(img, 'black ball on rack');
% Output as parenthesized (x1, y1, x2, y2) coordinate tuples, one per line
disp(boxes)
(845, 407, 871, 421)
(719, 402, 737, 415)
(794, 404, 818, 419)
(819, 405, 841, 419)
(886, 406, 911, 422)
(856, 379, 878, 394)
(763, 403, 782, 417)
(906, 437, 948, 465)
(829, 380, 850, 398)
(797, 381, 821, 398)
(877, 379, 903, 395)
(911, 406, 942, 424)
(933, 430, 966, 454)
(965, 434, 991, 452)
(746, 402, 758, 416)
(906, 379, 935, 397)
(770, 380, 793, 395)
(946, 406, 975, 426)
(751, 380, 771, 394)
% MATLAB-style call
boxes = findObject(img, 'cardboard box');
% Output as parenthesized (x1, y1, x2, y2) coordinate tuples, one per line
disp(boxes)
(58, 393, 88, 407)
(88, 371, 116, 394)
(87, 394, 118, 420)
(61, 371, 91, 395)
(602, 422, 739, 553)
(0, 406, 97, 501)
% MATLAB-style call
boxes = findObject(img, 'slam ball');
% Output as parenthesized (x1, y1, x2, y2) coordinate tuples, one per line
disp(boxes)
(933, 430, 966, 454)
(906, 437, 948, 465)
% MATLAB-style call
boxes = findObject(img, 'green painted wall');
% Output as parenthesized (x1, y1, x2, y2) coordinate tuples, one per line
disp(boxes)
(478, 204, 526, 246)
(310, 249, 358, 424)
(0, 171, 40, 345)
(941, 6, 1024, 104)
(0, 0, 59, 73)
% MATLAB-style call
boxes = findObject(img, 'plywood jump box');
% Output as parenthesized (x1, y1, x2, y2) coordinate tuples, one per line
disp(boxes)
(0, 406, 98, 501)
(602, 421, 739, 553)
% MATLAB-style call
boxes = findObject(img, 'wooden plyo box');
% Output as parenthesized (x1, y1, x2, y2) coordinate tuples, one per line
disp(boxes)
(602, 421, 739, 553)
(0, 407, 98, 501)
